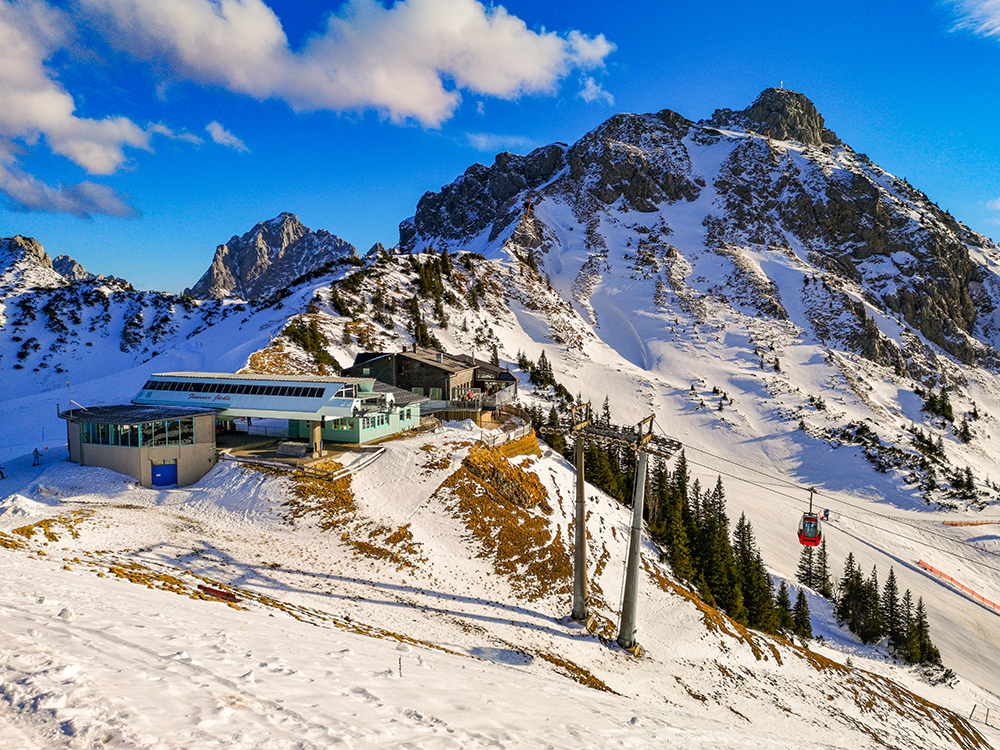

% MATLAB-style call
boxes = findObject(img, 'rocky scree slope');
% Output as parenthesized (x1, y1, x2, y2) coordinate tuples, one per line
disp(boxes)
(185, 211, 359, 300)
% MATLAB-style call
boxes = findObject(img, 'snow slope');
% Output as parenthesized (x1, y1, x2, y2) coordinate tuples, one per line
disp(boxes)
(0, 425, 997, 749)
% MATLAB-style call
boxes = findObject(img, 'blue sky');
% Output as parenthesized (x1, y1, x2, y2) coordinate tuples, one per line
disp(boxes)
(2, 0, 1000, 293)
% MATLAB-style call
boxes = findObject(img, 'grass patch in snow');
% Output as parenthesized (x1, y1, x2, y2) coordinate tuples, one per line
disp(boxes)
(434, 443, 570, 600)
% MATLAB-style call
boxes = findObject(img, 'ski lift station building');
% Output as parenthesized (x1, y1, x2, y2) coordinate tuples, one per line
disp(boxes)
(59, 372, 425, 488)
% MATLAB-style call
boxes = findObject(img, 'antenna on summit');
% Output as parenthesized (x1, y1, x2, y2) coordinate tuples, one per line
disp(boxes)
(780, 80, 783, 90)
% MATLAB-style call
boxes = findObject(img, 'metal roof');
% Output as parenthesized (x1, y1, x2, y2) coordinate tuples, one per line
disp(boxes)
(131, 371, 410, 421)
(154, 372, 373, 384)
(372, 381, 429, 407)
(60, 404, 218, 424)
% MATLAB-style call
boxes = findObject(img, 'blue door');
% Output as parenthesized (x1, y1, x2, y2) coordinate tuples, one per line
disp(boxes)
(151, 461, 177, 487)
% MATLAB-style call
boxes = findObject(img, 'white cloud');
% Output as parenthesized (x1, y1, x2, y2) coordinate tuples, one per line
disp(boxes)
(578, 75, 614, 106)
(149, 122, 203, 144)
(987, 197, 1000, 211)
(0, 0, 150, 214)
(79, 0, 616, 127)
(950, 0, 1000, 38)
(465, 132, 533, 152)
(0, 152, 137, 217)
(206, 121, 248, 152)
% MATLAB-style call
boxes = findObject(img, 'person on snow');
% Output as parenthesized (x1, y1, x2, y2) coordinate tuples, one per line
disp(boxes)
(0, 463, 6, 479)
(33, 448, 41, 466)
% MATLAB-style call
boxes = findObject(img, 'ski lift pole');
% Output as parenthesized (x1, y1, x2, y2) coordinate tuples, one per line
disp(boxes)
(617, 415, 655, 652)
(570, 402, 592, 623)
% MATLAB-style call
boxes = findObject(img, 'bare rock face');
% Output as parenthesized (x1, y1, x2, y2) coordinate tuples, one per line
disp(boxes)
(712, 88, 839, 146)
(0, 235, 67, 295)
(1, 235, 52, 269)
(186, 212, 358, 300)
(398, 88, 1000, 370)
(53, 255, 96, 282)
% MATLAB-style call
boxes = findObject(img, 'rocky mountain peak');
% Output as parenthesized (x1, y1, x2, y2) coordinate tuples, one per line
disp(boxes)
(52, 254, 95, 282)
(712, 88, 839, 146)
(1, 235, 52, 269)
(185, 212, 358, 300)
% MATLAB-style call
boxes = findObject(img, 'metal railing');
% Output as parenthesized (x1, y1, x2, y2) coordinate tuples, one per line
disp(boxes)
(231, 423, 289, 438)
(219, 446, 385, 481)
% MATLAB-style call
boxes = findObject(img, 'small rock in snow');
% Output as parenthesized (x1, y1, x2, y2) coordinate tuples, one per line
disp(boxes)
(395, 643, 411, 652)
(239, 669, 255, 684)
(57, 608, 74, 621)
(27, 628, 39, 637)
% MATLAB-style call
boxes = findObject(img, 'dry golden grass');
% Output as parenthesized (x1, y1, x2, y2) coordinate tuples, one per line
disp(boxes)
(241, 340, 302, 375)
(0, 531, 24, 549)
(434, 444, 569, 600)
(276, 461, 424, 569)
(642, 558, 990, 748)
(534, 650, 616, 693)
(497, 432, 541, 458)
(13, 510, 93, 543)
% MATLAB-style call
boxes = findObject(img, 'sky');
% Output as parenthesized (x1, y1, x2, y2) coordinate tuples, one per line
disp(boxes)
(1, 0, 999, 294)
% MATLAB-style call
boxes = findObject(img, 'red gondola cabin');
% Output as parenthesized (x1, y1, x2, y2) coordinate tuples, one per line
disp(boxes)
(798, 513, 822, 546)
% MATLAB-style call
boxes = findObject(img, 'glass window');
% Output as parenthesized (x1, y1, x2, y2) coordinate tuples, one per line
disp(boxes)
(406, 409, 411, 420)
(168, 420, 181, 445)
(411, 387, 423, 396)
(122, 423, 139, 447)
(153, 421, 168, 447)
(139, 423, 152, 448)
(429, 388, 442, 400)
(180, 418, 194, 445)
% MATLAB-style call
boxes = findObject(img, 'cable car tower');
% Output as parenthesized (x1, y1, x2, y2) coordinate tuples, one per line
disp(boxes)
(541, 408, 681, 654)
(539, 402, 593, 623)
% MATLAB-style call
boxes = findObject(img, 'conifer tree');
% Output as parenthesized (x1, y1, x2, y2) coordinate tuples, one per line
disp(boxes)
(796, 546, 815, 589)
(733, 513, 778, 633)
(857, 566, 885, 645)
(882, 567, 902, 651)
(700, 478, 746, 623)
(912, 598, 941, 664)
(793, 588, 812, 639)
(601, 395, 611, 426)
(835, 553, 864, 631)
(776, 581, 796, 632)
(814, 538, 833, 598)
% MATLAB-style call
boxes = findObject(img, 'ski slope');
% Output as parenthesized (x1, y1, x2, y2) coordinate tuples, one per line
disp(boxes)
(0, 422, 998, 749)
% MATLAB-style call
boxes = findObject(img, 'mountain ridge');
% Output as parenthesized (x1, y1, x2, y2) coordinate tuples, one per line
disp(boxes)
(184, 211, 359, 300)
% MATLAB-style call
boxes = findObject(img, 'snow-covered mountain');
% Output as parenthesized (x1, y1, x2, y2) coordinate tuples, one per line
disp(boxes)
(185, 212, 359, 300)
(4, 88, 1000, 748)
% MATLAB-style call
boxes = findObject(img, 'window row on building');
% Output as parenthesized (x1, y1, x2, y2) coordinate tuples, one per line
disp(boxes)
(81, 418, 196, 448)
(142, 380, 327, 399)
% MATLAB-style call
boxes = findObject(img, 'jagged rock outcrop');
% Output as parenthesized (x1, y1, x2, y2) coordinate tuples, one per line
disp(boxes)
(186, 212, 358, 300)
(397, 88, 1000, 371)
(52, 255, 94, 282)
(0, 235, 66, 296)
(711, 87, 840, 146)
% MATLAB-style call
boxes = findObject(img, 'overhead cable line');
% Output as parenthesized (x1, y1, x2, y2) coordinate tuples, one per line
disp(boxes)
(650, 422, 1000, 572)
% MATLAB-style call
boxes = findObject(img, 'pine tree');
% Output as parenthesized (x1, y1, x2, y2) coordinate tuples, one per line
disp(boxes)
(814, 538, 833, 598)
(699, 478, 747, 623)
(796, 546, 815, 589)
(793, 588, 812, 639)
(882, 567, 902, 652)
(601, 395, 611, 426)
(857, 566, 885, 645)
(835, 553, 864, 631)
(776, 581, 796, 632)
(733, 513, 778, 633)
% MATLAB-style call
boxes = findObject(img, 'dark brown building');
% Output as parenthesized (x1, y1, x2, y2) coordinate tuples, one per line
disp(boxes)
(344, 346, 477, 402)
